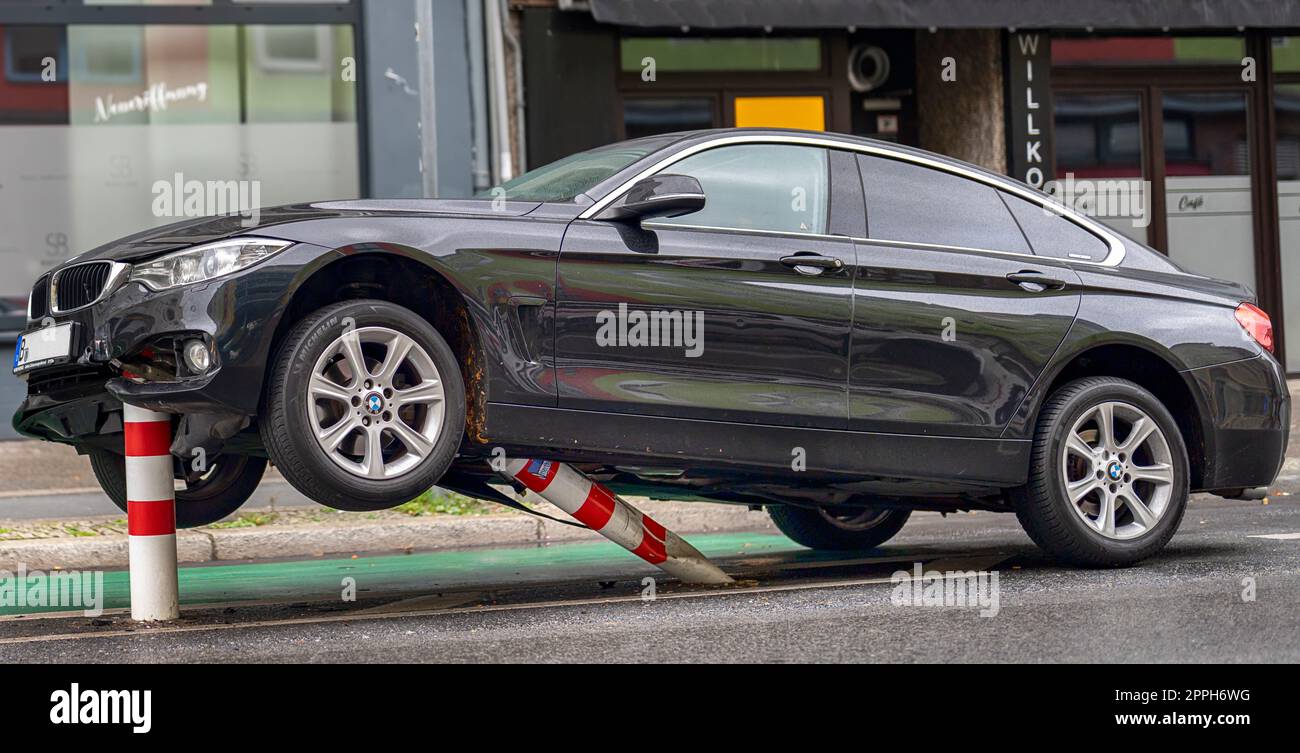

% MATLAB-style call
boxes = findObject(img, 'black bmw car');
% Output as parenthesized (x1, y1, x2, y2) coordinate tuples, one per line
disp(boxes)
(12, 128, 1289, 566)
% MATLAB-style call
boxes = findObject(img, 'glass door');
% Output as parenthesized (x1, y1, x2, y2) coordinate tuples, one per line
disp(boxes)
(1273, 84, 1300, 369)
(1160, 90, 1257, 290)
(1053, 91, 1150, 244)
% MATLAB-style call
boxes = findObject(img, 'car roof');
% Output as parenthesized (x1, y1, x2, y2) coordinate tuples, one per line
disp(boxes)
(584, 127, 1027, 211)
(583, 127, 1023, 207)
(660, 127, 1014, 186)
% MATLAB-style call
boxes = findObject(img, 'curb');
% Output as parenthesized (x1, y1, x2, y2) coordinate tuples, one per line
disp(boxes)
(0, 501, 776, 571)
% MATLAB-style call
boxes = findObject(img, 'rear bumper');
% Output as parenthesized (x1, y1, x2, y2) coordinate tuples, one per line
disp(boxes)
(1186, 353, 1290, 492)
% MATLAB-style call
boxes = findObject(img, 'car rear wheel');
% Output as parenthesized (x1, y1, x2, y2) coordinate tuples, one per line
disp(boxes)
(260, 299, 466, 511)
(768, 504, 911, 551)
(89, 450, 266, 528)
(1014, 376, 1189, 567)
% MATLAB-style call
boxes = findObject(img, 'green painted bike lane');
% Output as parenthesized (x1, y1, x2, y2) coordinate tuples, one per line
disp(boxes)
(0, 532, 804, 616)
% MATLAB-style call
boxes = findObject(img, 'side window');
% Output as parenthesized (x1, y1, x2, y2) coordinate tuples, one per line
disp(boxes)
(858, 155, 1030, 254)
(653, 144, 829, 234)
(1000, 191, 1111, 262)
(827, 148, 867, 238)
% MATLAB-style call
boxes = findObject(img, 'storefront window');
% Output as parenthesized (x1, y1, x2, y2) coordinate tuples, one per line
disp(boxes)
(1275, 84, 1300, 369)
(619, 37, 821, 73)
(1053, 92, 1149, 243)
(1272, 36, 1300, 73)
(623, 96, 714, 139)
(1052, 36, 1246, 66)
(0, 22, 359, 299)
(1, 26, 68, 124)
(1162, 91, 1254, 291)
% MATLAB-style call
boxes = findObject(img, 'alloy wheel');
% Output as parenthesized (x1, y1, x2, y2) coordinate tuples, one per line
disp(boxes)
(306, 326, 446, 480)
(1060, 401, 1175, 540)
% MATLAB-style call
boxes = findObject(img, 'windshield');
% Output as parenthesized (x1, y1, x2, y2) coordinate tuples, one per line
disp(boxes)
(480, 136, 677, 202)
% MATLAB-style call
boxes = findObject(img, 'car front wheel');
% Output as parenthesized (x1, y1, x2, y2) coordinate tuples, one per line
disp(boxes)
(768, 504, 911, 551)
(1014, 376, 1189, 567)
(89, 450, 266, 528)
(260, 299, 466, 511)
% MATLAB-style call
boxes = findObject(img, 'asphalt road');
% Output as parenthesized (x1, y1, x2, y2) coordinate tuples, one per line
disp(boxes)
(2, 492, 1297, 663)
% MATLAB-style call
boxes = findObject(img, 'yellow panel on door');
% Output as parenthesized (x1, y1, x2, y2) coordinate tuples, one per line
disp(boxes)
(733, 96, 826, 131)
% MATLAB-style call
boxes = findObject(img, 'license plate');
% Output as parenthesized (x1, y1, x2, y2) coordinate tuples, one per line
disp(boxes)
(13, 323, 74, 374)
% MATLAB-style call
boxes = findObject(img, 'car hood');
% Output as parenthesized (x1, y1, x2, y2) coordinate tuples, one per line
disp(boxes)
(62, 199, 544, 264)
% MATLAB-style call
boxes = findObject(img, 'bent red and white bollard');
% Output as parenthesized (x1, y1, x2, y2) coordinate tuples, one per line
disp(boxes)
(123, 404, 180, 621)
(500, 457, 733, 585)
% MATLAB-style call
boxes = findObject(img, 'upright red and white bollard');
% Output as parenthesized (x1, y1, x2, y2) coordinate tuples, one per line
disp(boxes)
(123, 404, 180, 621)
(500, 457, 733, 585)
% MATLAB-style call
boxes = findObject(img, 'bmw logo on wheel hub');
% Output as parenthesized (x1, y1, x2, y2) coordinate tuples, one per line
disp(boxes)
(365, 392, 384, 416)
(1107, 460, 1123, 481)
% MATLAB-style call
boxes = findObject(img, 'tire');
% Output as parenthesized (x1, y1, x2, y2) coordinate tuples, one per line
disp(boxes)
(89, 450, 266, 528)
(260, 299, 466, 511)
(1013, 376, 1189, 567)
(768, 505, 911, 551)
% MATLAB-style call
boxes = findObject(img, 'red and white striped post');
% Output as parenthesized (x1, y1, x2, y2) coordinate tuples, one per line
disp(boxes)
(123, 404, 179, 621)
(500, 457, 733, 585)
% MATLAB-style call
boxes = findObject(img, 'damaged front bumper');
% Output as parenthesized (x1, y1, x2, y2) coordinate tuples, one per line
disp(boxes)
(11, 241, 335, 458)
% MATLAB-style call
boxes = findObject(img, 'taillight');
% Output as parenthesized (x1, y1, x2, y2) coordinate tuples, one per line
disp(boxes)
(1235, 302, 1274, 353)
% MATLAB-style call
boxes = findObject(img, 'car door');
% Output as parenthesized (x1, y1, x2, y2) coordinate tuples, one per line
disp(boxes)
(848, 153, 1089, 438)
(555, 143, 862, 429)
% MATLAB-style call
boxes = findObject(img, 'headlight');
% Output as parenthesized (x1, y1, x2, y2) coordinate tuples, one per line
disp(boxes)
(129, 238, 293, 291)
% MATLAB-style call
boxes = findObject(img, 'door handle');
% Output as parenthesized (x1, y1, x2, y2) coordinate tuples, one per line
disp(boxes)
(781, 254, 844, 274)
(1006, 271, 1067, 291)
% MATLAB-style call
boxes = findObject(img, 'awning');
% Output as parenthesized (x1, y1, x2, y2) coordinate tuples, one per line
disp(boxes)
(588, 0, 1300, 30)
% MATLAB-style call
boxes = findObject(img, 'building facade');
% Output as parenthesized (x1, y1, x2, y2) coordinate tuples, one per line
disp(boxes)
(0, 0, 486, 308)
(519, 0, 1300, 372)
(5, 0, 1300, 374)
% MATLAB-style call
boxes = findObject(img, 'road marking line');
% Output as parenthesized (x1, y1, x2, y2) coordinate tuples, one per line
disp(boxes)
(354, 593, 485, 614)
(0, 566, 1017, 646)
(1247, 532, 1300, 540)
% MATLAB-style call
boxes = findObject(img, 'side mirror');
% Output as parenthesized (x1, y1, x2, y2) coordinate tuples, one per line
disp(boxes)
(598, 174, 705, 222)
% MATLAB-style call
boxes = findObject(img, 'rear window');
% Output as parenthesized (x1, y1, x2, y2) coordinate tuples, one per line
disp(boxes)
(1000, 192, 1111, 262)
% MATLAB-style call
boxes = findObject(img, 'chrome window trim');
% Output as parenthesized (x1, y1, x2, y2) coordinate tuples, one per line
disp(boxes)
(849, 236, 1070, 262)
(635, 220, 1073, 264)
(50, 261, 132, 315)
(581, 133, 1127, 267)
(639, 221, 850, 243)
(637, 192, 705, 203)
